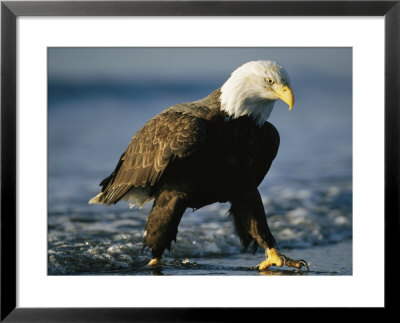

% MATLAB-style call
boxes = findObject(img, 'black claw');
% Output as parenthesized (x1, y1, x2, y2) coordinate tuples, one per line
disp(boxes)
(299, 260, 309, 271)
(280, 256, 287, 266)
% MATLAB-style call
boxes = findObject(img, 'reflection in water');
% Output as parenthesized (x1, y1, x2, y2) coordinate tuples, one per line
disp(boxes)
(258, 269, 307, 276)
(151, 267, 164, 276)
(148, 263, 310, 276)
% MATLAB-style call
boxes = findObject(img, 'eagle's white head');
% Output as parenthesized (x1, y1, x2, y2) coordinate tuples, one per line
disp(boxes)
(220, 60, 294, 127)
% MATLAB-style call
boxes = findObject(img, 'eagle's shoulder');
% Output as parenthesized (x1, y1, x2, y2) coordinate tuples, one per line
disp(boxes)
(131, 107, 208, 161)
(165, 88, 222, 120)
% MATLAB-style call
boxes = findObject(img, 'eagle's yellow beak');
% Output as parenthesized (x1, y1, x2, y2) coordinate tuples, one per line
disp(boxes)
(273, 84, 294, 111)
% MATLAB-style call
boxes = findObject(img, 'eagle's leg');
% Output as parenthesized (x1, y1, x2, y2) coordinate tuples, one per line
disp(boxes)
(144, 190, 187, 266)
(230, 188, 308, 271)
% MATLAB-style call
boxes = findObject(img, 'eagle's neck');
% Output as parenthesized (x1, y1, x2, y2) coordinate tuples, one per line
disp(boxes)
(219, 79, 275, 127)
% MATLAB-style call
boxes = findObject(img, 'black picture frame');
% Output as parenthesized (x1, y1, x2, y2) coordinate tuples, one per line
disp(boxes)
(1, 0, 398, 321)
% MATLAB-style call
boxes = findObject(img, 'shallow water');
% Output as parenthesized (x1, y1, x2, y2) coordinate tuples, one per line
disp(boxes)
(48, 65, 352, 276)
(52, 242, 352, 276)
(48, 178, 352, 275)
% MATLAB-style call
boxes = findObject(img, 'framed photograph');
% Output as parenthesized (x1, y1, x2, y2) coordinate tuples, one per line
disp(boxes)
(1, 0, 398, 320)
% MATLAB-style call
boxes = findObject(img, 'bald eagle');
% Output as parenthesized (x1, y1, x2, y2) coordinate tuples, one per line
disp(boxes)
(89, 60, 308, 271)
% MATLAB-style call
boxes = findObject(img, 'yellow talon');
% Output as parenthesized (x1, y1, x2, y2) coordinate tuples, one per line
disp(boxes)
(148, 258, 162, 266)
(256, 248, 309, 271)
(256, 248, 284, 270)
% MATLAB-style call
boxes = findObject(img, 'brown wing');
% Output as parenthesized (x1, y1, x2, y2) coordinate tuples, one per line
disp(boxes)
(97, 110, 207, 205)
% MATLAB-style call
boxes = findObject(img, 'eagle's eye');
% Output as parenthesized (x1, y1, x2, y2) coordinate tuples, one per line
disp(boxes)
(266, 78, 274, 85)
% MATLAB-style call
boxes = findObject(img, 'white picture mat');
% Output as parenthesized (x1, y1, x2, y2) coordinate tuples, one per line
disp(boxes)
(17, 17, 384, 307)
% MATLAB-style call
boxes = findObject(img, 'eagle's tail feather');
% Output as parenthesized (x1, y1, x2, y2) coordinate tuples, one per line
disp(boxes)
(88, 192, 104, 205)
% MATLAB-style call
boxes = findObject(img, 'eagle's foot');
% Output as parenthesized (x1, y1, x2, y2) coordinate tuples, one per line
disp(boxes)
(255, 248, 309, 271)
(147, 258, 162, 266)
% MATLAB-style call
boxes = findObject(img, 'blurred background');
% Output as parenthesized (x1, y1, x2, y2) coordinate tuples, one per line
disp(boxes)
(48, 48, 352, 275)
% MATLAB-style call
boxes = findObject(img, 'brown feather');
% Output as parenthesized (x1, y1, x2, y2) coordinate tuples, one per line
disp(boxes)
(97, 109, 207, 205)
